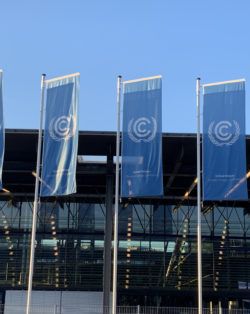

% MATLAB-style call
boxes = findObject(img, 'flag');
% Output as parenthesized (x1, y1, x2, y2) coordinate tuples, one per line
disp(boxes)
(0, 70, 4, 190)
(203, 79, 248, 200)
(121, 76, 163, 197)
(40, 73, 79, 197)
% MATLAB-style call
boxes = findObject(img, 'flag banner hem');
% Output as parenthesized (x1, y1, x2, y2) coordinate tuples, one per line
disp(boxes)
(45, 72, 80, 84)
(123, 75, 162, 85)
(202, 78, 245, 87)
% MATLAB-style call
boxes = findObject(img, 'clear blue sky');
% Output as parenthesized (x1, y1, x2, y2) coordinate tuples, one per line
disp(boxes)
(1, 1, 250, 133)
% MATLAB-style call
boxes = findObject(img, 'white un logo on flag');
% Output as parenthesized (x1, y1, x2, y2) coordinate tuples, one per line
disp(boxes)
(49, 115, 77, 141)
(208, 120, 240, 147)
(128, 116, 157, 143)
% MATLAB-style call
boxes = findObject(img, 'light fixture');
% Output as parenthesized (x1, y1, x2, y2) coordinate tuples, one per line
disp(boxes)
(2, 188, 10, 193)
(173, 178, 198, 212)
(32, 171, 43, 184)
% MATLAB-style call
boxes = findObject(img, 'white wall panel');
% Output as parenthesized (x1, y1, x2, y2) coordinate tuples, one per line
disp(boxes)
(4, 290, 60, 314)
(4, 290, 108, 314)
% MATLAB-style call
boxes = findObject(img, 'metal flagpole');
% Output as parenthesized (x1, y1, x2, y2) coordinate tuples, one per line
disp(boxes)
(196, 77, 203, 314)
(112, 75, 122, 314)
(26, 74, 46, 314)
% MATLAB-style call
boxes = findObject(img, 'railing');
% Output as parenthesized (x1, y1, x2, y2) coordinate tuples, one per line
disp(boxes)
(2, 305, 250, 314)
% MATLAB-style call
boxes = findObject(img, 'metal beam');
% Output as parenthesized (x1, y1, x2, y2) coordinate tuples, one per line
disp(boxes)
(103, 148, 114, 311)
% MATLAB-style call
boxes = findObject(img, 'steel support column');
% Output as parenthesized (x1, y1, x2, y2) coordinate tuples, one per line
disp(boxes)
(103, 148, 114, 311)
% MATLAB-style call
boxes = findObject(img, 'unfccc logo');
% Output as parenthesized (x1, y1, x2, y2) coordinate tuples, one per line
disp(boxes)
(208, 120, 240, 146)
(128, 117, 157, 143)
(49, 115, 77, 141)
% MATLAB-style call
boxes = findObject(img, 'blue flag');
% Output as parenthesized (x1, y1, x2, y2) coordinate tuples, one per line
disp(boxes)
(203, 80, 248, 200)
(0, 71, 4, 190)
(121, 76, 163, 197)
(40, 73, 79, 197)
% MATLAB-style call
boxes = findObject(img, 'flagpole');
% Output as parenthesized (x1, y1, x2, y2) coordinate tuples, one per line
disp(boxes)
(112, 75, 122, 314)
(26, 74, 46, 314)
(196, 77, 203, 314)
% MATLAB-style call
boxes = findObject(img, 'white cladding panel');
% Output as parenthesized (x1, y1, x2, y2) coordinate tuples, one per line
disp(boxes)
(4, 291, 105, 314)
(4, 290, 60, 314)
(61, 291, 103, 314)
(61, 291, 103, 306)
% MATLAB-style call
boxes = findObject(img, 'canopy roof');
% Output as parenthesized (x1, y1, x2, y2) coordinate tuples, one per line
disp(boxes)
(2, 129, 250, 206)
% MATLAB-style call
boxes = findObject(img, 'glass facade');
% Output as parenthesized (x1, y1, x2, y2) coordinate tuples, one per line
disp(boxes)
(0, 199, 250, 306)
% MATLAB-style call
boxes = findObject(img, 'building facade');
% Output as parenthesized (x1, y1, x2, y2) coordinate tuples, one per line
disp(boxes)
(0, 129, 250, 309)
